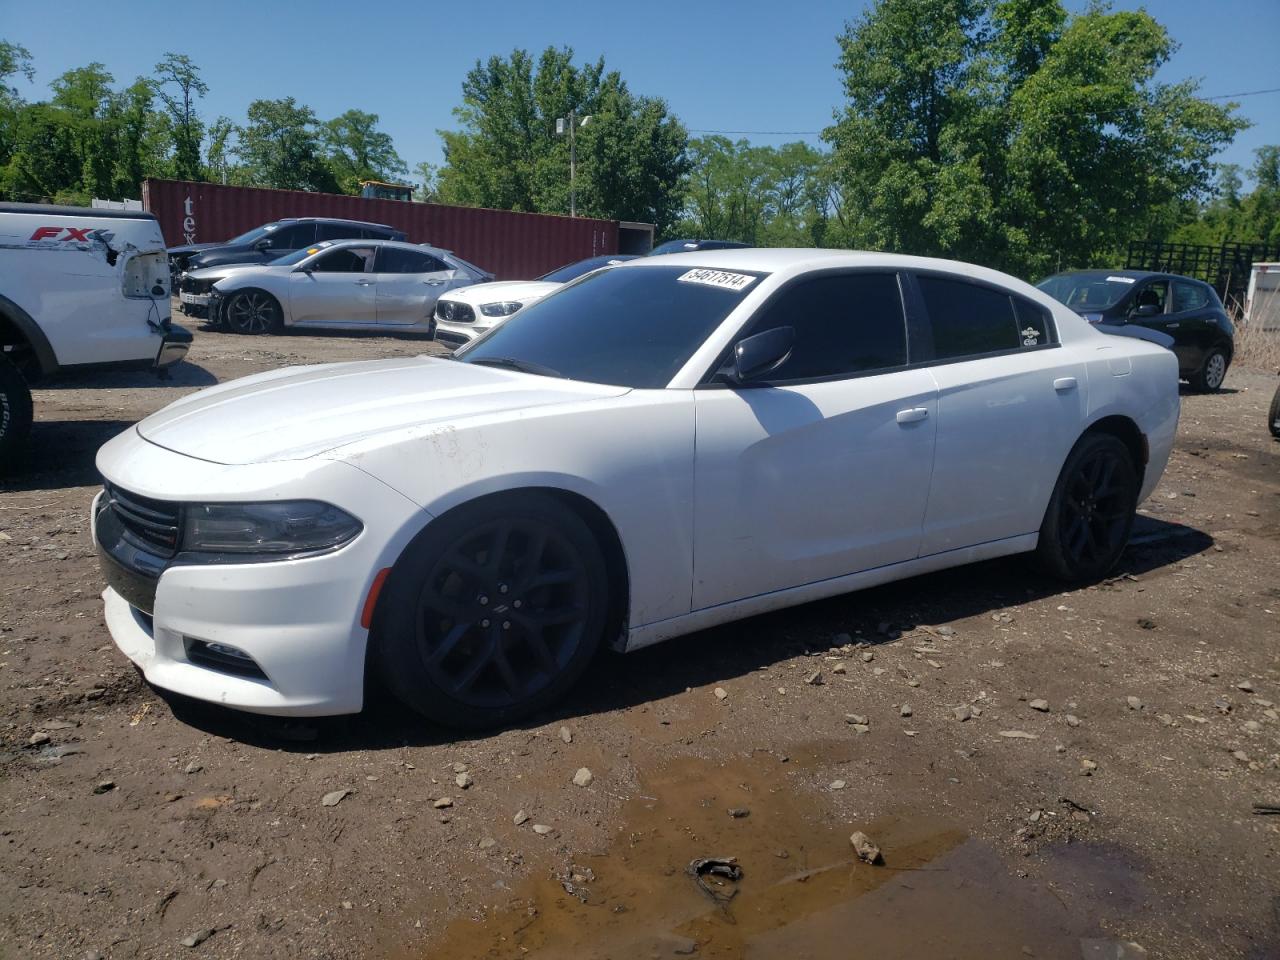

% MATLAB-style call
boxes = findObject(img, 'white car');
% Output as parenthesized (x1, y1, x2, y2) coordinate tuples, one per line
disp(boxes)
(1, 202, 189, 465)
(93, 249, 1179, 728)
(433, 254, 638, 346)
(180, 239, 492, 335)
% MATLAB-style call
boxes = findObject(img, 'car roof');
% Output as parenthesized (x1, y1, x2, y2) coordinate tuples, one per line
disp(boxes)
(308, 238, 450, 256)
(1046, 268, 1210, 285)
(271, 216, 398, 230)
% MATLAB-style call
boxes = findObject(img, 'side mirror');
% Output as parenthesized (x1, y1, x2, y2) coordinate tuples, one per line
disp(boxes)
(1133, 303, 1160, 318)
(254, 238, 273, 251)
(729, 326, 794, 384)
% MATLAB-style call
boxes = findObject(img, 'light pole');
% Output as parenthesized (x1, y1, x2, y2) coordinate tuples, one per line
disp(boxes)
(555, 110, 591, 217)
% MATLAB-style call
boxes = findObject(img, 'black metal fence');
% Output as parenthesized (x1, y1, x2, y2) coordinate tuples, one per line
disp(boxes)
(1125, 240, 1280, 308)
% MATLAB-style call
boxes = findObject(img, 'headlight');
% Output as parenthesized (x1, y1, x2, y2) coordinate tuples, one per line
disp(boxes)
(181, 501, 362, 559)
(479, 301, 523, 317)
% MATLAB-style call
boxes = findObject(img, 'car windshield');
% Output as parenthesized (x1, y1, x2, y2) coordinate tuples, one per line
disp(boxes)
(1037, 273, 1136, 310)
(225, 223, 278, 246)
(271, 243, 332, 266)
(537, 255, 636, 283)
(456, 265, 765, 388)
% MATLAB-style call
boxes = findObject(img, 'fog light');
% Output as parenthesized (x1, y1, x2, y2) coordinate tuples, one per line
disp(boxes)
(184, 636, 268, 680)
(206, 642, 253, 661)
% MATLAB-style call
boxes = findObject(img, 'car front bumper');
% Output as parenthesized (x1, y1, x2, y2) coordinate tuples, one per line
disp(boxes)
(433, 319, 498, 347)
(92, 436, 431, 716)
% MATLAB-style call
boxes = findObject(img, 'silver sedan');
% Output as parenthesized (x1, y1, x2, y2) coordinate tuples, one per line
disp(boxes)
(180, 240, 493, 335)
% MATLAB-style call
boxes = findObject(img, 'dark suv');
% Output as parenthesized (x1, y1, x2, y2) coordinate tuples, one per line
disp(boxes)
(168, 218, 406, 278)
(1038, 269, 1235, 392)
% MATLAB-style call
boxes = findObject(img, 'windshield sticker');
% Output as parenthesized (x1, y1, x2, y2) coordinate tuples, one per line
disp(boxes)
(677, 269, 757, 292)
(1105, 276, 1135, 284)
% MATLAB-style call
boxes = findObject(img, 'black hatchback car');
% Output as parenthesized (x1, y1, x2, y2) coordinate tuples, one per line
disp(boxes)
(168, 217, 406, 278)
(1038, 270, 1235, 392)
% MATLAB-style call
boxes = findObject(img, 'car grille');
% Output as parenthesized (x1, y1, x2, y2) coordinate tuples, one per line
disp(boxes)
(179, 274, 215, 295)
(435, 300, 475, 323)
(103, 483, 182, 558)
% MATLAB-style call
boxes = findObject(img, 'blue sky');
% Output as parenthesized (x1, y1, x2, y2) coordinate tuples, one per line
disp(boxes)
(3, 0, 1276, 185)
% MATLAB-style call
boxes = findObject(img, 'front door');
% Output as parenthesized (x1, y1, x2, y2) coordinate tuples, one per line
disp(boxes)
(692, 271, 939, 610)
(288, 245, 377, 325)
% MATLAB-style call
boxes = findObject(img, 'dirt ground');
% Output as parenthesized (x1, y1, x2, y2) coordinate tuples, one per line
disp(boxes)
(1, 319, 1278, 960)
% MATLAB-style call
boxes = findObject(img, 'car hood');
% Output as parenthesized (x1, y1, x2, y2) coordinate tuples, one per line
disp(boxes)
(134, 356, 629, 465)
(187, 263, 278, 282)
(441, 280, 561, 307)
(168, 243, 219, 256)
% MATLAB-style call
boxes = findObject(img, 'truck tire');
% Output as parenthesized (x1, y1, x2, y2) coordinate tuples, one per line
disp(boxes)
(0, 353, 34, 470)
(1269, 382, 1280, 440)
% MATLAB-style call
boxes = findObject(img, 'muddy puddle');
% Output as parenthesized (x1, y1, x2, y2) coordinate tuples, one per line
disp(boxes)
(415, 753, 1140, 959)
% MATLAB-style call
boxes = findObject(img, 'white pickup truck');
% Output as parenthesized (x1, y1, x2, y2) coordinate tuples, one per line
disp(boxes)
(0, 203, 191, 466)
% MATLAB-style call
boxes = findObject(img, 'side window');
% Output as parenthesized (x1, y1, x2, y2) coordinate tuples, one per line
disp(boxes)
(917, 275, 1019, 359)
(744, 272, 907, 381)
(1172, 281, 1210, 312)
(310, 247, 373, 273)
(273, 223, 316, 248)
(316, 222, 361, 242)
(376, 248, 449, 273)
(1012, 296, 1055, 347)
(1131, 279, 1169, 315)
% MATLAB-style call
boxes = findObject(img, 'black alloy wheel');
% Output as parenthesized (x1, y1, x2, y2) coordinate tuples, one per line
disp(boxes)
(374, 493, 608, 728)
(224, 290, 282, 335)
(1036, 432, 1139, 582)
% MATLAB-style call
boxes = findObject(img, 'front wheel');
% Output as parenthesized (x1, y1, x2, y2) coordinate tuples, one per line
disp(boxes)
(1035, 432, 1139, 582)
(1189, 346, 1229, 393)
(372, 493, 609, 729)
(0, 353, 34, 472)
(224, 290, 282, 335)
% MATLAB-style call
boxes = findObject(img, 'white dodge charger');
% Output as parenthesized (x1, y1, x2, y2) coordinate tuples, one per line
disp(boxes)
(93, 250, 1179, 728)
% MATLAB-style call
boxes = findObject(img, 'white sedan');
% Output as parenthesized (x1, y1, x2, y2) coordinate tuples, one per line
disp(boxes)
(433, 254, 638, 346)
(180, 239, 492, 335)
(93, 250, 1179, 728)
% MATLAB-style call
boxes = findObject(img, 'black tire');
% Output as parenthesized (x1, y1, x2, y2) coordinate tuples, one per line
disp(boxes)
(223, 289, 283, 335)
(372, 492, 609, 729)
(1189, 345, 1229, 393)
(1035, 432, 1139, 582)
(0, 353, 34, 472)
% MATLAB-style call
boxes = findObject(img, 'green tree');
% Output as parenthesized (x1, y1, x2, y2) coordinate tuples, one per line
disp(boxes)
(203, 114, 237, 184)
(412, 160, 439, 202)
(235, 97, 337, 192)
(322, 109, 407, 194)
(824, 0, 1244, 277)
(677, 137, 833, 246)
(0, 40, 35, 192)
(153, 53, 208, 181)
(437, 47, 689, 233)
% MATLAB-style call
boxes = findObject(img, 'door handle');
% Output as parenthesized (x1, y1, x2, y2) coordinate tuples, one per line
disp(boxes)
(1053, 377, 1078, 392)
(895, 407, 929, 424)
(423, 279, 445, 286)
(1166, 322, 1179, 328)
(354, 279, 374, 285)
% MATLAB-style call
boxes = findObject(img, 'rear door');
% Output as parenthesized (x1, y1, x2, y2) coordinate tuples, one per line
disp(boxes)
(287, 245, 376, 325)
(1168, 280, 1218, 372)
(912, 272, 1088, 556)
(692, 271, 939, 609)
(373, 247, 454, 324)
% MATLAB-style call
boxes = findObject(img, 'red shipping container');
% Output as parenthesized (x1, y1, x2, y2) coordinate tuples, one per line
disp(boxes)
(143, 179, 652, 280)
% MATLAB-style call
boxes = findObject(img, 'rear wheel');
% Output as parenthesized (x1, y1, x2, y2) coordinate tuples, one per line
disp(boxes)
(373, 493, 609, 729)
(224, 290, 282, 335)
(1035, 432, 1139, 582)
(0, 353, 34, 472)
(1269, 383, 1280, 440)
(1189, 346, 1229, 393)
